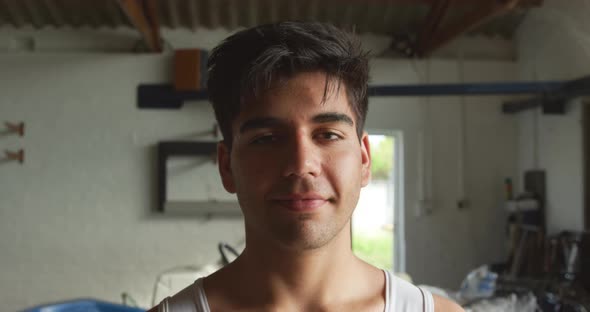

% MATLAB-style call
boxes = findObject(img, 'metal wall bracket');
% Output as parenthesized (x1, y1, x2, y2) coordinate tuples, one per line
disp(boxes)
(138, 84, 208, 109)
(502, 76, 590, 115)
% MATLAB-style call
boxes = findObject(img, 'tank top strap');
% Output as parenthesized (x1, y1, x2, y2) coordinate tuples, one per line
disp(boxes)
(383, 270, 434, 312)
(193, 278, 211, 312)
(157, 278, 209, 312)
(384, 269, 392, 312)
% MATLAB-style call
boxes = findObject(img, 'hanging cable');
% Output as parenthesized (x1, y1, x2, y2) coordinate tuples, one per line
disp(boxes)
(457, 50, 469, 209)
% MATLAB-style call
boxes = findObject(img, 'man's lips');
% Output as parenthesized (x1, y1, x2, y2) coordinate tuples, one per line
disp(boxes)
(270, 194, 329, 212)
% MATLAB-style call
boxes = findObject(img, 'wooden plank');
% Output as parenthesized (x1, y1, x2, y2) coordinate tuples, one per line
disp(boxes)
(418, 0, 522, 56)
(415, 0, 452, 57)
(118, 0, 162, 52)
(174, 49, 204, 91)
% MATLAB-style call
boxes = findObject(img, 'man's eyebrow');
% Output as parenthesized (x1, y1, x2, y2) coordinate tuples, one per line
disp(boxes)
(312, 113, 354, 126)
(239, 113, 354, 134)
(239, 117, 284, 134)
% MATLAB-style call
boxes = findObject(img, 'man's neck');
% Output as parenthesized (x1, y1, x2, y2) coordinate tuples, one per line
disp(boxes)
(242, 230, 358, 299)
(205, 227, 383, 311)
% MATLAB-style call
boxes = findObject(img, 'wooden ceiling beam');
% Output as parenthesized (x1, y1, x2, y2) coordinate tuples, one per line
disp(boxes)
(417, 0, 531, 57)
(118, 0, 162, 52)
(415, 0, 452, 57)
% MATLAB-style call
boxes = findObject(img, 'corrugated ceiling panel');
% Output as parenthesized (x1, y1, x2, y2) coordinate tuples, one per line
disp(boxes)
(0, 0, 526, 39)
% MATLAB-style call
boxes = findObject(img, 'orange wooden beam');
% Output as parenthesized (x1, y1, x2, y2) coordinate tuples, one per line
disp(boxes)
(118, 0, 162, 52)
(417, 0, 542, 56)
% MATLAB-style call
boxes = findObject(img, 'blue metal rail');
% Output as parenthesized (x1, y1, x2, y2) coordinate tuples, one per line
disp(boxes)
(368, 81, 564, 96)
(137, 76, 590, 114)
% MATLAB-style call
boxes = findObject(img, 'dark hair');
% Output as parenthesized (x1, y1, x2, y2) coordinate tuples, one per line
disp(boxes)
(207, 21, 369, 147)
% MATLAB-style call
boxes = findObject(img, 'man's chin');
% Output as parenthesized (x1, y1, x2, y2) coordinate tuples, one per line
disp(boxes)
(270, 223, 336, 251)
(275, 239, 329, 252)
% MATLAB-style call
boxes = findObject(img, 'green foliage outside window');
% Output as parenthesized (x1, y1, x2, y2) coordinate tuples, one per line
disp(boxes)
(370, 137, 394, 181)
(353, 135, 396, 270)
(352, 229, 393, 270)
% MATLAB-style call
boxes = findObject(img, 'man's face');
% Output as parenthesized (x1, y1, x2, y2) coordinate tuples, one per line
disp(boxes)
(217, 71, 371, 251)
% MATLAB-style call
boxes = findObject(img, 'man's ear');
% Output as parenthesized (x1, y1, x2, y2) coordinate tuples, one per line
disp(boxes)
(360, 132, 371, 187)
(217, 141, 236, 193)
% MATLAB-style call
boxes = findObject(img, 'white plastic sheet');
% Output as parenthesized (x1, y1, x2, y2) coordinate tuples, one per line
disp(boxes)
(458, 265, 498, 301)
(465, 293, 538, 312)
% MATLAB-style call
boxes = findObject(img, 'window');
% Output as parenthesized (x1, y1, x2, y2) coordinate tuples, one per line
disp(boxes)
(352, 133, 404, 272)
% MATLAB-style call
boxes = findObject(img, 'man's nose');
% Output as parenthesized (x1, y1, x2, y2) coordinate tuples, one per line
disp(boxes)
(282, 134, 322, 178)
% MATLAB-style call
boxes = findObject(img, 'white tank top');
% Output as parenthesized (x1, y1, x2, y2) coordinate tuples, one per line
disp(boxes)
(158, 270, 434, 312)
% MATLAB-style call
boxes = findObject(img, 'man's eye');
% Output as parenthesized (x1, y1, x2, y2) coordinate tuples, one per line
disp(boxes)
(317, 132, 342, 141)
(251, 134, 277, 144)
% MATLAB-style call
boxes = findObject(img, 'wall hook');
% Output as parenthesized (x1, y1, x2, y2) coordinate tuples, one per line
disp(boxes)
(3, 149, 24, 164)
(3, 122, 25, 136)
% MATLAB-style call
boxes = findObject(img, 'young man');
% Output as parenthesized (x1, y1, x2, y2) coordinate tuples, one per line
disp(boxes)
(150, 22, 463, 312)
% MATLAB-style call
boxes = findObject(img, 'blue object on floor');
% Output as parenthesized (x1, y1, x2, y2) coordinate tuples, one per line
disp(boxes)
(21, 299, 145, 312)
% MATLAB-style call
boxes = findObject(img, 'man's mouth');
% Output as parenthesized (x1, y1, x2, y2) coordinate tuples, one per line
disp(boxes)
(270, 193, 329, 212)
